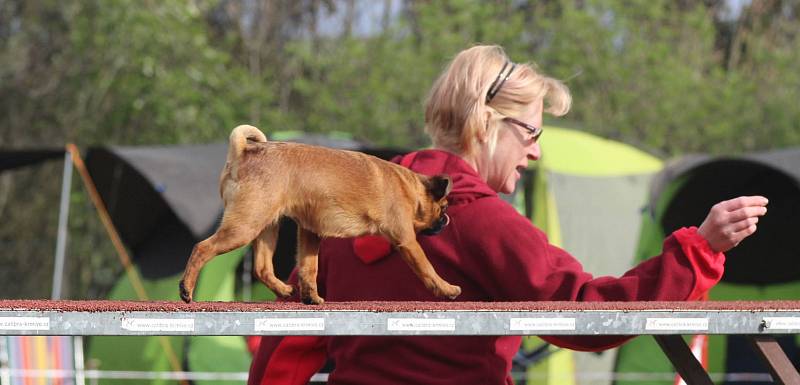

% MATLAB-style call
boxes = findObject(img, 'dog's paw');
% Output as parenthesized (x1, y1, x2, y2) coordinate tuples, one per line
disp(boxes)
(301, 294, 325, 305)
(273, 283, 294, 298)
(439, 284, 461, 300)
(179, 280, 193, 303)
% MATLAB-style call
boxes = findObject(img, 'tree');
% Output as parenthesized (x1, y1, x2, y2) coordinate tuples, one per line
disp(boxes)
(3, 0, 800, 300)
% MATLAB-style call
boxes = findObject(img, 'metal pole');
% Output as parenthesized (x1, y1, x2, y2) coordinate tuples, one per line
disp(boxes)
(0, 337, 10, 385)
(73, 336, 85, 385)
(51, 150, 83, 385)
(51, 150, 73, 300)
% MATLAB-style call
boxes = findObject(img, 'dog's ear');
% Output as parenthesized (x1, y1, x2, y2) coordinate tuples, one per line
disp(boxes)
(427, 174, 452, 201)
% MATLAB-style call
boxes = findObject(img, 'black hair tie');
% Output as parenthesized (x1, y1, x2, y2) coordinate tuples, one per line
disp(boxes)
(485, 61, 516, 104)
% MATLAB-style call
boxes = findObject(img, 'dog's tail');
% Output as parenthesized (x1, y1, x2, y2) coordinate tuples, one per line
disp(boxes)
(226, 124, 267, 180)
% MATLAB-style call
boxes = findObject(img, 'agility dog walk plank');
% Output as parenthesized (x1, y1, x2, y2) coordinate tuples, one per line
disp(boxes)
(1, 300, 799, 337)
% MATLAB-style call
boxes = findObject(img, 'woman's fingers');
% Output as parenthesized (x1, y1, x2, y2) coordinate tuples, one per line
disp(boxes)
(697, 196, 768, 253)
(726, 205, 768, 222)
(732, 223, 758, 238)
(716, 196, 769, 212)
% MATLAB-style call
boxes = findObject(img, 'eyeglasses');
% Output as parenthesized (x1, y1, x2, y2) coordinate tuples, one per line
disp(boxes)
(504, 117, 542, 142)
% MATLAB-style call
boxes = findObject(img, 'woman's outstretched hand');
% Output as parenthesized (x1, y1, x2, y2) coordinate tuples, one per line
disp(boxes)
(697, 196, 769, 253)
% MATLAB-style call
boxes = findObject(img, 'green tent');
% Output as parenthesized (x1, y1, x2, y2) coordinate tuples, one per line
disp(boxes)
(507, 126, 663, 385)
(614, 148, 800, 385)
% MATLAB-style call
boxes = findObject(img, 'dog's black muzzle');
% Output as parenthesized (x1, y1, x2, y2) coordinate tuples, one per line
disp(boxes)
(421, 213, 450, 236)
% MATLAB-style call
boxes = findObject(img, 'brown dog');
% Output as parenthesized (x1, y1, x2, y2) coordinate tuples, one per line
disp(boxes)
(179, 125, 461, 304)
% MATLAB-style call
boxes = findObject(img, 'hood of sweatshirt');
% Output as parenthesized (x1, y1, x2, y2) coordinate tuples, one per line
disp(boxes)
(393, 149, 497, 204)
(354, 149, 497, 264)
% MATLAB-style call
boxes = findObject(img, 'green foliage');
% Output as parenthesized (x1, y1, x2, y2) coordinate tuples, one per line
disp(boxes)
(5, 0, 800, 151)
(1, 0, 257, 146)
(537, 0, 800, 155)
(71, 0, 258, 144)
(3, 0, 800, 299)
(244, 0, 800, 155)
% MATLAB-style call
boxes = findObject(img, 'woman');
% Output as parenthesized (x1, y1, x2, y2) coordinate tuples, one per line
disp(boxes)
(248, 45, 768, 385)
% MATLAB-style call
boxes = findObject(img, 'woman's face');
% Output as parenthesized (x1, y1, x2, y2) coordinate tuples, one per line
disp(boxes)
(476, 99, 543, 194)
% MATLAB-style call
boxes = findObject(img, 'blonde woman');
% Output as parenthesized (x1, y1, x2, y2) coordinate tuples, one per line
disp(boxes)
(248, 45, 768, 385)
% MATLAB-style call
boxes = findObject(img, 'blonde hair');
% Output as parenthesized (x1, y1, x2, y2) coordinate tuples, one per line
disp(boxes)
(424, 45, 571, 156)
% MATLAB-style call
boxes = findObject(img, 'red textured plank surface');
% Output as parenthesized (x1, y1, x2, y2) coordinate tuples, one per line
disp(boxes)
(1, 300, 800, 313)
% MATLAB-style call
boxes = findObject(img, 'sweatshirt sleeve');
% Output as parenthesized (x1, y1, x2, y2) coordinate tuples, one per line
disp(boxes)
(247, 266, 331, 385)
(247, 335, 328, 385)
(459, 199, 725, 351)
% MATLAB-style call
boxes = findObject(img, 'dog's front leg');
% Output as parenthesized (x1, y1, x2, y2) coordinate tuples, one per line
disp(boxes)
(396, 240, 461, 299)
(179, 225, 259, 303)
(180, 237, 220, 303)
(296, 228, 324, 305)
(180, 236, 224, 303)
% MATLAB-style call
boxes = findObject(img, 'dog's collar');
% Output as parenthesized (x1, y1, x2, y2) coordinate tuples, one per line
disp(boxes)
(421, 213, 450, 236)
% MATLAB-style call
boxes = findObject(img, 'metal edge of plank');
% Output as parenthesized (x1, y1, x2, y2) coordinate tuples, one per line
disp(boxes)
(2, 309, 800, 336)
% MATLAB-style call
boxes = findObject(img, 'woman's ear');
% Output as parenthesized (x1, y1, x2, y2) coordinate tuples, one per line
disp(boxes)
(476, 110, 494, 143)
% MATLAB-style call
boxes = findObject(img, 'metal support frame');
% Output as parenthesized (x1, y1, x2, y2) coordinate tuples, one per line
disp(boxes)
(748, 335, 800, 385)
(653, 334, 800, 385)
(653, 335, 713, 385)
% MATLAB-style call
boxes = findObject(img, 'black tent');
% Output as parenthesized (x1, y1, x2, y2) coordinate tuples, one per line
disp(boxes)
(616, 147, 800, 384)
(0, 148, 64, 171)
(647, 147, 800, 285)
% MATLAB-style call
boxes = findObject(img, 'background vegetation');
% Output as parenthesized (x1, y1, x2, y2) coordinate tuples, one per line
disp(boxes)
(2, 0, 799, 299)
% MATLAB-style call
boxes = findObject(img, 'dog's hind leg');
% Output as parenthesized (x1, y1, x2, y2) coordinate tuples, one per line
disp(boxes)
(252, 224, 294, 298)
(394, 235, 461, 300)
(179, 216, 264, 303)
(296, 228, 324, 305)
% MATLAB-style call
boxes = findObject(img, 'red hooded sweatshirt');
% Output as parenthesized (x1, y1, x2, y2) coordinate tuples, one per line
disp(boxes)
(248, 149, 724, 385)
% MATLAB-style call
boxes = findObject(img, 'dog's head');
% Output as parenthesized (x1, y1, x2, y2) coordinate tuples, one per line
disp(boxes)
(417, 174, 452, 236)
